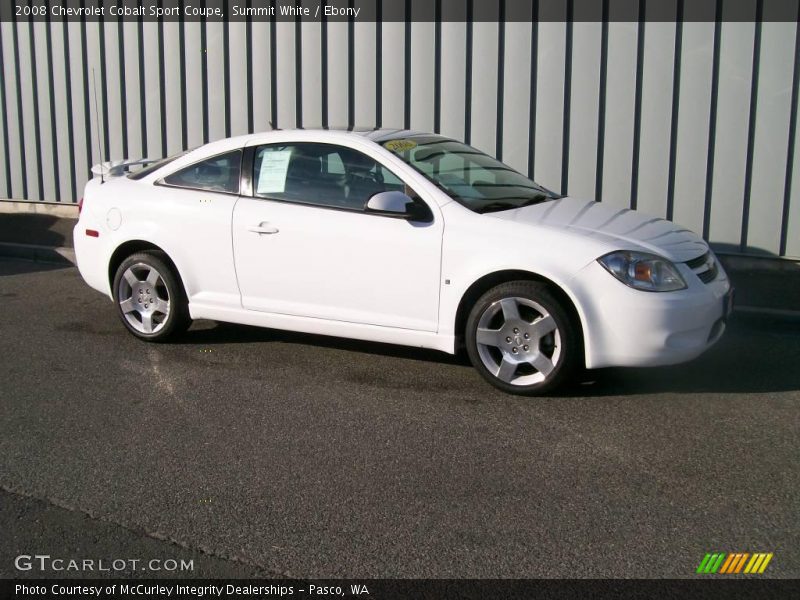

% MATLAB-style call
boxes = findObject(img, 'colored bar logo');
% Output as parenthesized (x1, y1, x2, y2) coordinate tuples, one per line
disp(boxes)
(696, 552, 773, 574)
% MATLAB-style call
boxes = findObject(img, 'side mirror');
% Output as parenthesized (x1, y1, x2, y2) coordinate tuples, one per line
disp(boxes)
(365, 191, 432, 222)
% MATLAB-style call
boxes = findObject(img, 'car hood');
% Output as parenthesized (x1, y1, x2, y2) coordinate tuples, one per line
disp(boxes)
(487, 197, 709, 263)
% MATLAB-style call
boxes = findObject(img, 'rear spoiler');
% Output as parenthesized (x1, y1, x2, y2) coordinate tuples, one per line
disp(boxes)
(91, 158, 161, 179)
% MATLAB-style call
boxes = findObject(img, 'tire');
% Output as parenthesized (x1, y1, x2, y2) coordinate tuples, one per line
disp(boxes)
(112, 251, 191, 342)
(465, 280, 581, 396)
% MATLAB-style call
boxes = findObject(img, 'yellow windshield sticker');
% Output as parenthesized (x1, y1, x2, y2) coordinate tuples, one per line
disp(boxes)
(383, 139, 417, 153)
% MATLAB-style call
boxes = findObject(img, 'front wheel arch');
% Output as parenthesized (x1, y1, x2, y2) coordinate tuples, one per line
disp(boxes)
(465, 280, 583, 395)
(454, 270, 585, 365)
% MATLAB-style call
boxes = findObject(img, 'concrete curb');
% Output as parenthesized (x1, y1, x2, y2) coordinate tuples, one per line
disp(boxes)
(0, 242, 76, 265)
(0, 200, 79, 219)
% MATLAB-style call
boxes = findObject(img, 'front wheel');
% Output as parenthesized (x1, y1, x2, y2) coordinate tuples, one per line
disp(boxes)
(465, 281, 581, 396)
(112, 251, 191, 342)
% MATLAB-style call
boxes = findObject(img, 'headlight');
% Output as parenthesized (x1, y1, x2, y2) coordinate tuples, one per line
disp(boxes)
(597, 251, 687, 292)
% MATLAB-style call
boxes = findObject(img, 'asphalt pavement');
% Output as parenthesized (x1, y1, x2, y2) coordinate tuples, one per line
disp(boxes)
(0, 258, 798, 578)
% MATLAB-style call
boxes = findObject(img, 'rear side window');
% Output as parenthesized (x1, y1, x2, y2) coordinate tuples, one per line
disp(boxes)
(161, 150, 242, 194)
(127, 152, 187, 180)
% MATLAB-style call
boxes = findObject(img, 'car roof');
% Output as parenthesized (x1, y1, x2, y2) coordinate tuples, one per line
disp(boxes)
(194, 127, 451, 155)
(132, 128, 456, 182)
(259, 126, 446, 141)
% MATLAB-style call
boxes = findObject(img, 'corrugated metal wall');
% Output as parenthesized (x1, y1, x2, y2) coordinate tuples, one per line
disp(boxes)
(1, 10, 799, 258)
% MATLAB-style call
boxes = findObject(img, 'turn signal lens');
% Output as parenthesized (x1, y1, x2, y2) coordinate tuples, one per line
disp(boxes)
(598, 251, 687, 292)
(633, 261, 652, 282)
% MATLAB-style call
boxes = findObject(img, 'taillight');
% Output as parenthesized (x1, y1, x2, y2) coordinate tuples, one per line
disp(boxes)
(78, 197, 84, 214)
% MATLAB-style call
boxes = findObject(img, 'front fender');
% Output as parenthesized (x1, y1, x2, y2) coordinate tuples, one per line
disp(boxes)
(437, 203, 609, 362)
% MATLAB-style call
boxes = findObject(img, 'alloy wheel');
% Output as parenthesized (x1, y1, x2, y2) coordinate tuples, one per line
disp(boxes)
(117, 263, 171, 334)
(475, 296, 562, 386)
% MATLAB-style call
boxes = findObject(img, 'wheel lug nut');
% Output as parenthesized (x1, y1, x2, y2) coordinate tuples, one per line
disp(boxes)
(523, 345, 529, 351)
(513, 328, 519, 334)
(512, 347, 518, 353)
(506, 337, 511, 343)
(524, 333, 530, 339)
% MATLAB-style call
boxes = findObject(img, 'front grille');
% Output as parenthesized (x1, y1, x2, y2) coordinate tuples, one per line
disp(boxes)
(685, 253, 708, 269)
(685, 251, 718, 284)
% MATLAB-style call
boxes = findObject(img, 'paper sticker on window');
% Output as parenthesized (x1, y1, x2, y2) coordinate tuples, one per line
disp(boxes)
(383, 139, 417, 153)
(257, 150, 292, 194)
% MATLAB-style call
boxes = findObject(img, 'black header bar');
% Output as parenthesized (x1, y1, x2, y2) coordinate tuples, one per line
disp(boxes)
(1, 0, 798, 23)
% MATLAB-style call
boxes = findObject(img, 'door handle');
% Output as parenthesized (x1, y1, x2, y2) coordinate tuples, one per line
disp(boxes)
(247, 222, 280, 235)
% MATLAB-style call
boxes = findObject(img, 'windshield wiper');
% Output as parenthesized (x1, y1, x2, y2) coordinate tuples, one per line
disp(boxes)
(477, 202, 519, 213)
(476, 194, 550, 213)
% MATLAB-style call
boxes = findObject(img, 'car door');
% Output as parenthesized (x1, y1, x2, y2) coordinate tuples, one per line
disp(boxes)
(231, 141, 443, 332)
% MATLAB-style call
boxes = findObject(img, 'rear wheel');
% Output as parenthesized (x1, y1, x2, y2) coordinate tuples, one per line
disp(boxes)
(465, 281, 581, 395)
(112, 251, 190, 342)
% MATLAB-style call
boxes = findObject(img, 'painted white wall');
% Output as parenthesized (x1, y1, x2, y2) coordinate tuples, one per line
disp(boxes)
(600, 21, 637, 211)
(0, 18, 797, 259)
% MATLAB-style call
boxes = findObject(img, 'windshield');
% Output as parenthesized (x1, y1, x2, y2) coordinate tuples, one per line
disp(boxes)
(380, 135, 559, 213)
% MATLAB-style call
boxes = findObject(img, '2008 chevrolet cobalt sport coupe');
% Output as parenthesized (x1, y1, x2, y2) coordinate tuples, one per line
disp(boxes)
(74, 128, 733, 395)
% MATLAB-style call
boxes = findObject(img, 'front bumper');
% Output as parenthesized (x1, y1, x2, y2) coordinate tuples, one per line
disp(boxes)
(573, 260, 732, 369)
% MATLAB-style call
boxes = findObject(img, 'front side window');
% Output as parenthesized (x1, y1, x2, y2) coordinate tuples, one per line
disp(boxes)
(381, 135, 559, 213)
(252, 143, 413, 210)
(161, 150, 242, 194)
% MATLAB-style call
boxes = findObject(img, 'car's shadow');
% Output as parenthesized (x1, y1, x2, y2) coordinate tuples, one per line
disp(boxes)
(554, 311, 800, 397)
(177, 311, 800, 396)
(0, 257, 72, 277)
(177, 320, 468, 366)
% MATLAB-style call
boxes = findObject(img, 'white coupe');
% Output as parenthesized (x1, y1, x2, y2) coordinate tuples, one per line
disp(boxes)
(74, 128, 733, 395)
